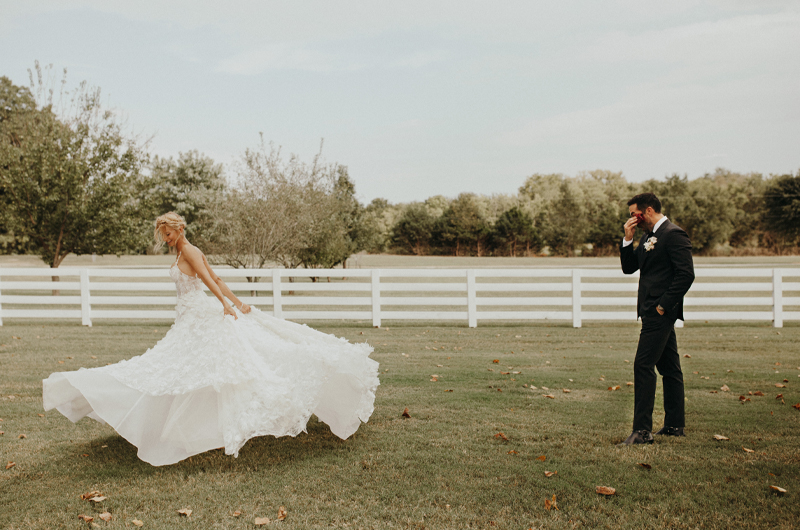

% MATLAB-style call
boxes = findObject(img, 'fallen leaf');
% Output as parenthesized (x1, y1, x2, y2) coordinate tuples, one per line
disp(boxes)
(5, 462, 15, 470)
(18, 434, 26, 439)
(543, 394, 555, 399)
(626, 382, 633, 386)
(89, 496, 107, 503)
(541, 386, 549, 390)
(429, 377, 438, 382)
(37, 413, 44, 417)
(563, 389, 571, 393)
(78, 515, 94, 522)
(683, 354, 691, 358)
(255, 517, 271, 525)
(500, 371, 511, 375)
(743, 447, 754, 453)
(637, 463, 652, 469)
(497, 388, 502, 392)
(596, 486, 616, 495)
(493, 360, 499, 363)
(793, 403, 800, 410)
(784, 379, 789, 383)
(277, 506, 287, 521)
(537, 455, 546, 461)
(776, 394, 783, 400)
(544, 494, 558, 510)
(98, 512, 112, 522)
(487, 368, 494, 372)
(721, 385, 730, 392)
(444, 389, 453, 392)
(608, 386, 620, 391)
(132, 520, 144, 527)
(177, 509, 192, 517)
(437, 364, 443, 367)
(713, 434, 729, 441)
(770, 485, 787, 494)
(775, 383, 786, 388)
(508, 450, 519, 455)
(494, 432, 509, 441)
(739, 396, 750, 402)
(754, 391, 765, 396)
(232, 511, 241, 517)
(80, 491, 103, 500)
(401, 407, 411, 418)
(544, 471, 557, 477)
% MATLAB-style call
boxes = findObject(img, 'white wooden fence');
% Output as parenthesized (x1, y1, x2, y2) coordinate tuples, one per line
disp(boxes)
(0, 267, 797, 328)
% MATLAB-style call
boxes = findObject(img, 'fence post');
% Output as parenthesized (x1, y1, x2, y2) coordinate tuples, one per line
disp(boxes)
(80, 269, 92, 327)
(272, 269, 282, 318)
(371, 269, 381, 328)
(572, 269, 582, 328)
(467, 270, 477, 328)
(773, 268, 783, 328)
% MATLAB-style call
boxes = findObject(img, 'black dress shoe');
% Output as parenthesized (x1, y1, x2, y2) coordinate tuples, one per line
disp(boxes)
(616, 430, 654, 446)
(655, 426, 685, 436)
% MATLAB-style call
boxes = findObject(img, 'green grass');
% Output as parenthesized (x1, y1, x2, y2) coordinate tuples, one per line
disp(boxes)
(1, 321, 799, 529)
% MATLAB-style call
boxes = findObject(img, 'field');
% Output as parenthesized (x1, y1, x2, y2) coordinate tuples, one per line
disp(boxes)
(1, 320, 799, 529)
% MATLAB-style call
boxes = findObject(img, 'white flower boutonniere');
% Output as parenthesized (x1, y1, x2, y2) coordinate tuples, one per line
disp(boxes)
(643, 236, 657, 252)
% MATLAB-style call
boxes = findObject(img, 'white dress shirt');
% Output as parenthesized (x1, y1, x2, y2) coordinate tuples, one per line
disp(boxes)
(622, 216, 668, 247)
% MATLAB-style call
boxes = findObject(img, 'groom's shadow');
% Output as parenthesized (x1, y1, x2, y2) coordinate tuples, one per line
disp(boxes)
(55, 416, 354, 478)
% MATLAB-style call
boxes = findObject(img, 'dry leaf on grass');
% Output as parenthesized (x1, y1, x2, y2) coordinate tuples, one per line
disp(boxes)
(80, 490, 102, 500)
(537, 455, 546, 462)
(775, 383, 786, 388)
(544, 471, 557, 477)
(508, 450, 519, 455)
(543, 394, 555, 399)
(770, 485, 787, 494)
(255, 516, 271, 525)
(596, 486, 616, 496)
(754, 391, 765, 396)
(544, 494, 558, 510)
(739, 396, 751, 402)
(608, 386, 621, 391)
(78, 515, 93, 522)
(776, 394, 783, 400)
(177, 509, 192, 517)
(5, 462, 14, 470)
(98, 512, 112, 522)
(563, 389, 571, 393)
(793, 403, 800, 410)
(500, 371, 511, 375)
(683, 354, 691, 358)
(132, 520, 144, 527)
(637, 463, 652, 469)
(721, 385, 730, 392)
(232, 511, 241, 517)
(18, 434, 26, 439)
(493, 360, 499, 363)
(401, 407, 411, 418)
(494, 432, 509, 441)
(713, 434, 730, 441)
(37, 413, 44, 417)
(743, 447, 755, 453)
(277, 506, 288, 520)
(626, 382, 634, 386)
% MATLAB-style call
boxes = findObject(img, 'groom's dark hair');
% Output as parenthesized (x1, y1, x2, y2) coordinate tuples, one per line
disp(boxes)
(627, 193, 662, 213)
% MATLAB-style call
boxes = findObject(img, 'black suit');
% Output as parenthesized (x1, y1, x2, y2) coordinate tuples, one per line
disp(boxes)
(620, 219, 695, 432)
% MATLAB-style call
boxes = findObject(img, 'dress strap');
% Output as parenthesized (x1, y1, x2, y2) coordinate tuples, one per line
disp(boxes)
(174, 250, 182, 264)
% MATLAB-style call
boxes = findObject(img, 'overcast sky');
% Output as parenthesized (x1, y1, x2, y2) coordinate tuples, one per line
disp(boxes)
(1, 1, 798, 203)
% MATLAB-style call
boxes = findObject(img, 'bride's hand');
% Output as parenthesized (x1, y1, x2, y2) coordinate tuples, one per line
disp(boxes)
(224, 305, 238, 320)
(239, 303, 252, 314)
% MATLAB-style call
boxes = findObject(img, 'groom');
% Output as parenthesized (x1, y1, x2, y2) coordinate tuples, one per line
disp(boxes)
(618, 193, 695, 446)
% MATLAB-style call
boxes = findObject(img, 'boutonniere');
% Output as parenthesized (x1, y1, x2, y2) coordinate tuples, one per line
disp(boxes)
(643, 236, 657, 252)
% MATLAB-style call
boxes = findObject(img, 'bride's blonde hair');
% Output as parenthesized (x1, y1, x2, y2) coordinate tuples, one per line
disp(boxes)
(153, 212, 187, 251)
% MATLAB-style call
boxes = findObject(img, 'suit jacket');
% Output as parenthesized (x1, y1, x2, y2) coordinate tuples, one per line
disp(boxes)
(620, 219, 695, 320)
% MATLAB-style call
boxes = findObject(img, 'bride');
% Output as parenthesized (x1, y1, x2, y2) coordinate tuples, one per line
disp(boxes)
(43, 212, 379, 466)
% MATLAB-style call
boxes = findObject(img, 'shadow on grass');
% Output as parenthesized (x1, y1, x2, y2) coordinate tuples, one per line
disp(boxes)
(40, 416, 357, 484)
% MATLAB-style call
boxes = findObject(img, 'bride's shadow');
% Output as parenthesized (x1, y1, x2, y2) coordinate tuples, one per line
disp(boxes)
(58, 417, 355, 478)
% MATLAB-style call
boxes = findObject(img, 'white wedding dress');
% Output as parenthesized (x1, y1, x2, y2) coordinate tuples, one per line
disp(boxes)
(42, 263, 379, 466)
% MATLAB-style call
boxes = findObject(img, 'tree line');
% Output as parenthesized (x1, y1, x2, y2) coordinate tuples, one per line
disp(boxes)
(2, 66, 799, 272)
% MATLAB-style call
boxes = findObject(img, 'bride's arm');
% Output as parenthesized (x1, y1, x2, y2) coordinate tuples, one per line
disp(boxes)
(181, 246, 238, 319)
(201, 254, 251, 314)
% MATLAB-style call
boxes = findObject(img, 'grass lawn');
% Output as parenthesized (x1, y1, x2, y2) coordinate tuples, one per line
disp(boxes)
(1, 321, 798, 529)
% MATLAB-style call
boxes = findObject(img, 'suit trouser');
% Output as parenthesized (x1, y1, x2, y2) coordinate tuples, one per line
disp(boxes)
(633, 315, 685, 432)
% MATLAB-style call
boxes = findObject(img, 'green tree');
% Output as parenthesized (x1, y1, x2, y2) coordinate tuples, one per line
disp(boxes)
(434, 193, 492, 256)
(135, 150, 226, 253)
(492, 206, 541, 256)
(0, 67, 146, 268)
(390, 203, 437, 255)
(762, 171, 800, 249)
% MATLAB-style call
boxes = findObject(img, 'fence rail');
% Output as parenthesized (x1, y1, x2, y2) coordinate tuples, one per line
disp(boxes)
(0, 267, 798, 328)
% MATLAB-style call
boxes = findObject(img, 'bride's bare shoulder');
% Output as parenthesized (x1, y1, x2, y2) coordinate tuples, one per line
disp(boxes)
(181, 244, 205, 261)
